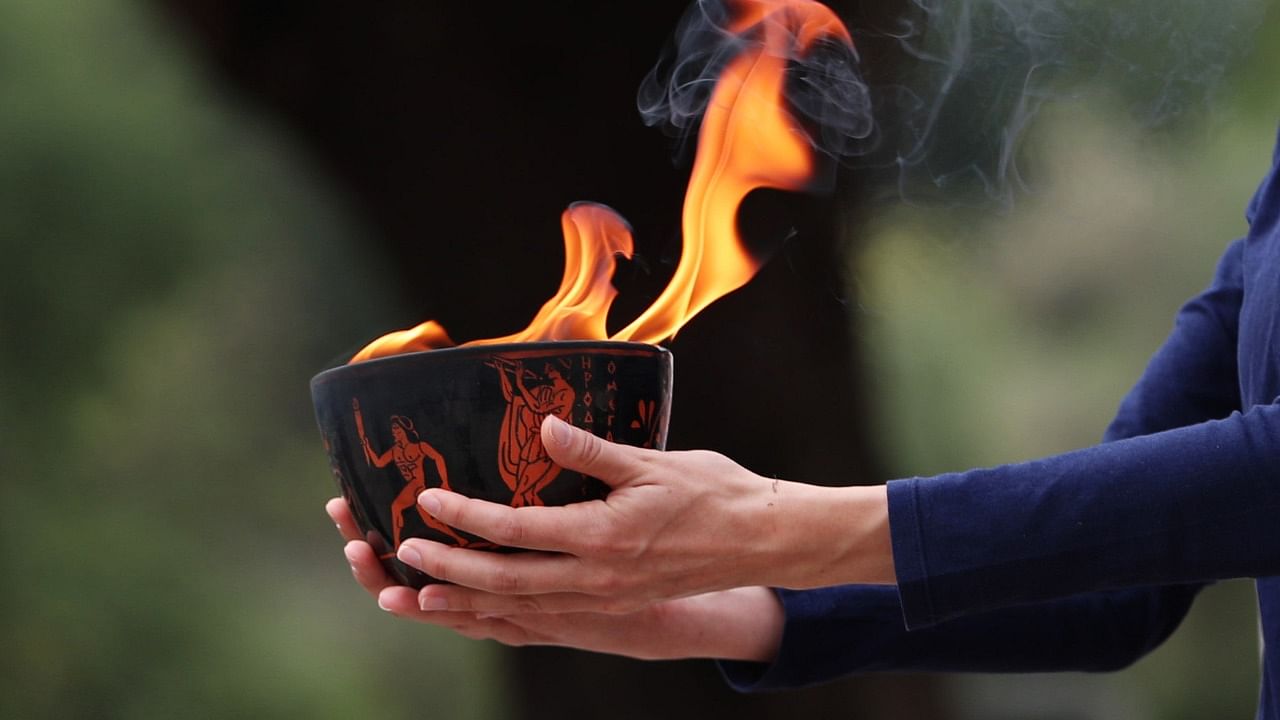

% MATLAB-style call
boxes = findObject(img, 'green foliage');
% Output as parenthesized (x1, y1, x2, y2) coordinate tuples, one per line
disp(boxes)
(0, 0, 503, 718)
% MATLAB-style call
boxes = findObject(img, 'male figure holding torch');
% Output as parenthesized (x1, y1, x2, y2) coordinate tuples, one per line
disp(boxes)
(329, 131, 1280, 716)
(353, 399, 472, 549)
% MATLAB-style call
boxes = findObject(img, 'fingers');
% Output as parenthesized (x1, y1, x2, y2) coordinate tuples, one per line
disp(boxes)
(344, 539, 397, 598)
(376, 585, 424, 614)
(375, 587, 486, 635)
(417, 489, 600, 553)
(329, 498, 400, 599)
(540, 415, 653, 488)
(350, 544, 521, 643)
(397, 538, 607, 596)
(377, 587, 540, 645)
(328, 500, 548, 647)
(418, 584, 642, 615)
(326, 497, 363, 543)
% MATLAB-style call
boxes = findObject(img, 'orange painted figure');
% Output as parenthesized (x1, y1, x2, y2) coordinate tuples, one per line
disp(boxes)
(352, 398, 471, 549)
(492, 357, 576, 507)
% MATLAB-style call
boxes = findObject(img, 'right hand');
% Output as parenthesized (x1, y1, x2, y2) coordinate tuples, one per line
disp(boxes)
(325, 497, 785, 662)
(394, 416, 892, 616)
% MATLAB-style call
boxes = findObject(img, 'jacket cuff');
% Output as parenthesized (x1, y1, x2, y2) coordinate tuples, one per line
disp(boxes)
(717, 585, 906, 691)
(887, 477, 937, 628)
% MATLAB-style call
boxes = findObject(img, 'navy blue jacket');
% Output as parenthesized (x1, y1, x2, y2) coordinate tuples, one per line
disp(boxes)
(723, 129, 1280, 718)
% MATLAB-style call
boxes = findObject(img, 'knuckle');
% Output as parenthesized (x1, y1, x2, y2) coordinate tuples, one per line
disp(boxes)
(579, 527, 607, 555)
(490, 565, 524, 594)
(587, 524, 639, 560)
(578, 432, 605, 466)
(498, 514, 525, 545)
(581, 531, 612, 558)
(445, 498, 470, 526)
(425, 551, 451, 582)
(598, 534, 632, 559)
(582, 519, 625, 555)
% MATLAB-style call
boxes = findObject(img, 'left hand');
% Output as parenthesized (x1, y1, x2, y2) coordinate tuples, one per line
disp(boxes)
(325, 497, 786, 662)
(395, 415, 893, 615)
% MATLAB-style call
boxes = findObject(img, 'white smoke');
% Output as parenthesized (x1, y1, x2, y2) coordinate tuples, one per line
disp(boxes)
(639, 0, 1269, 205)
(883, 0, 1269, 203)
(637, 0, 876, 166)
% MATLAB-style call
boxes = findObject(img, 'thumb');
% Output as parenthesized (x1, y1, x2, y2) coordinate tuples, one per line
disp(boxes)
(541, 415, 646, 488)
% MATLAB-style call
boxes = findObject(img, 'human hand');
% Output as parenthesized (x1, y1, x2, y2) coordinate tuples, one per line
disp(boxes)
(393, 415, 894, 616)
(324, 497, 784, 662)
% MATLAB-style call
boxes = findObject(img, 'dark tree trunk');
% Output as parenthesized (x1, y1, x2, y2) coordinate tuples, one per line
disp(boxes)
(152, 1, 948, 717)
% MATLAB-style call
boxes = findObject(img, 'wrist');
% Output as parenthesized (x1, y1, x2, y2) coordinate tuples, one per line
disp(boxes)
(770, 481, 895, 589)
(670, 587, 784, 662)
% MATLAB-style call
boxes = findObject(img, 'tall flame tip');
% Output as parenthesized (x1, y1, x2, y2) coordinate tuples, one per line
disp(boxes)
(349, 0, 855, 363)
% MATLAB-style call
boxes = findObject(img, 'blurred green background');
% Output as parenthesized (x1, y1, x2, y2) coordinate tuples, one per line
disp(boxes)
(1, 0, 1276, 718)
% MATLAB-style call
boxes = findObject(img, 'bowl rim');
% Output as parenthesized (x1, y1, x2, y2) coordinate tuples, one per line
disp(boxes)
(311, 340, 670, 386)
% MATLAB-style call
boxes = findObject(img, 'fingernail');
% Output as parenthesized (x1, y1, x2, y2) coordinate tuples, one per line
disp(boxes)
(476, 613, 504, 620)
(546, 415, 569, 446)
(349, 564, 360, 579)
(377, 596, 392, 612)
(343, 543, 359, 564)
(397, 544, 423, 568)
(420, 596, 449, 611)
(419, 492, 442, 516)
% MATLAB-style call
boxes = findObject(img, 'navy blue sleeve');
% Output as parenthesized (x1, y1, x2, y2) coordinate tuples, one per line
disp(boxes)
(720, 583, 1200, 689)
(720, 240, 1246, 690)
(1104, 239, 1244, 440)
(891, 398, 1279, 628)
(889, 240, 1267, 628)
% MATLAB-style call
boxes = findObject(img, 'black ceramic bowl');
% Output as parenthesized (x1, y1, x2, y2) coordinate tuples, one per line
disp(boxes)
(311, 341, 673, 587)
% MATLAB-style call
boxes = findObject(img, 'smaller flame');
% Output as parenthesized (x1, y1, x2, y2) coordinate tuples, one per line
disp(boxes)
(350, 203, 633, 362)
(469, 203, 634, 347)
(349, 320, 455, 363)
(350, 0, 853, 364)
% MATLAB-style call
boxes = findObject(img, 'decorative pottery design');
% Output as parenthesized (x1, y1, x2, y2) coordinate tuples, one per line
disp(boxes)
(312, 341, 673, 587)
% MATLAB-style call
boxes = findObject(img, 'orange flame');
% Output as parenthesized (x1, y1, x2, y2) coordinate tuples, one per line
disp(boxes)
(349, 203, 632, 363)
(350, 0, 852, 363)
(349, 320, 456, 362)
(469, 203, 634, 347)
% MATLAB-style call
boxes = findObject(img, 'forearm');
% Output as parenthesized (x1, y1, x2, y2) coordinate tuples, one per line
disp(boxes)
(769, 407, 1279, 605)
(766, 482, 895, 589)
(662, 587, 785, 662)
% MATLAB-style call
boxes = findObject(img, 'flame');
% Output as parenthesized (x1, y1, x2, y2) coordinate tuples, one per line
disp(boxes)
(469, 203, 634, 347)
(614, 0, 848, 342)
(350, 320, 456, 363)
(350, 0, 852, 362)
(350, 203, 633, 363)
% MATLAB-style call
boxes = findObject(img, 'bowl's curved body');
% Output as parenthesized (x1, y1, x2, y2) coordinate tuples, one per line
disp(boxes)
(311, 341, 673, 587)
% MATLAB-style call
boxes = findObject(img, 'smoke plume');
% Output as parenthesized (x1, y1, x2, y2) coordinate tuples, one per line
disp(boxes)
(637, 0, 876, 166)
(640, 0, 1269, 204)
